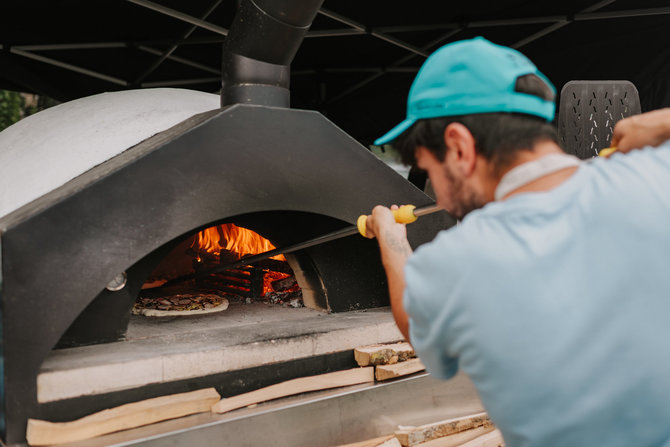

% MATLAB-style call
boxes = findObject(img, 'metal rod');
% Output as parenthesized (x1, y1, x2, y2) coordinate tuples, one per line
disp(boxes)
(511, 20, 570, 49)
(322, 6, 670, 36)
(11, 5, 666, 53)
(125, 0, 228, 36)
(13, 42, 127, 51)
(317, 0, 622, 104)
(373, 5, 670, 35)
(137, 45, 221, 75)
(575, 0, 619, 15)
(373, 23, 462, 33)
(15, 37, 226, 49)
(305, 28, 365, 38)
(293, 67, 419, 76)
(369, 31, 430, 57)
(140, 77, 220, 87)
(325, 71, 385, 106)
(373, 16, 565, 33)
(512, 0, 616, 49)
(9, 48, 129, 86)
(575, 6, 670, 21)
(206, 203, 443, 275)
(317, 8, 365, 32)
(144, 36, 224, 45)
(468, 15, 567, 27)
(133, 0, 224, 85)
(318, 8, 428, 57)
(325, 28, 462, 106)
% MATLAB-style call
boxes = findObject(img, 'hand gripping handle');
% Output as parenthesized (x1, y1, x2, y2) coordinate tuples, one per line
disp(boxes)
(599, 147, 618, 157)
(357, 205, 417, 237)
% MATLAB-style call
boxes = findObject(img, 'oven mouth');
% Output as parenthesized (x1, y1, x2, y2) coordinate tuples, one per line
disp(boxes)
(135, 221, 318, 315)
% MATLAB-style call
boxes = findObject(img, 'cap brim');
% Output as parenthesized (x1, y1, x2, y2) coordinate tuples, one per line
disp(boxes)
(374, 117, 416, 146)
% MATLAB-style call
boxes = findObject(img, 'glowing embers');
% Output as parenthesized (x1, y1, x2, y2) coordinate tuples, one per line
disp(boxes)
(138, 223, 303, 315)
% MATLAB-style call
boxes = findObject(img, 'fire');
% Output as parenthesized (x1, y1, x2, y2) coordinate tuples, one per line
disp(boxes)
(192, 224, 285, 262)
(263, 270, 298, 295)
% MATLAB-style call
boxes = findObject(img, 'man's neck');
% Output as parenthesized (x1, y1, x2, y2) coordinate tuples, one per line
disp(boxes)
(490, 142, 579, 201)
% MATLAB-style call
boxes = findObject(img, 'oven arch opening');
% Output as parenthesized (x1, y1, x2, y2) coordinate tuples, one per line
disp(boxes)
(136, 218, 327, 315)
(54, 210, 386, 349)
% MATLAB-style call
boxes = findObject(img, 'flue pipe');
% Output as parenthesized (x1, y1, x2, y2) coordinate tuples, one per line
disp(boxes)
(221, 0, 324, 107)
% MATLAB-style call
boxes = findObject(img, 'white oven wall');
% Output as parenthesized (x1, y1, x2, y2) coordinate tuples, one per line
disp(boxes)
(0, 88, 219, 218)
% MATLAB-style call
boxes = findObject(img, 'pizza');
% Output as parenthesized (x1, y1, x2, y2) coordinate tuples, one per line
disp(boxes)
(132, 293, 229, 317)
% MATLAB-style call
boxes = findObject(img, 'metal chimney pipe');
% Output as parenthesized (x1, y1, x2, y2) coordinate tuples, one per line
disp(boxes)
(221, 0, 324, 107)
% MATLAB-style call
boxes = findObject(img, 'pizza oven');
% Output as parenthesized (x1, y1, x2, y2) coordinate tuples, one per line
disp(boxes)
(0, 0, 452, 444)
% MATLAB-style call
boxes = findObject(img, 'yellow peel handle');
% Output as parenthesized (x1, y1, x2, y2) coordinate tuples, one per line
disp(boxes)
(599, 147, 618, 157)
(357, 205, 418, 237)
(393, 205, 417, 224)
(357, 214, 369, 238)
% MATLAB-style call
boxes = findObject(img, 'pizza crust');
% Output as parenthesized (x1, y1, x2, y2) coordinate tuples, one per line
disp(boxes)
(133, 299, 229, 317)
(132, 293, 230, 317)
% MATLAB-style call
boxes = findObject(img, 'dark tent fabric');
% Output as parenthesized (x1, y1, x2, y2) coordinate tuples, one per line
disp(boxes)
(2, 0, 669, 145)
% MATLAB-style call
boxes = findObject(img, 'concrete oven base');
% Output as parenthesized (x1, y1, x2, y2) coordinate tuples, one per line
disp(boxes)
(38, 304, 403, 406)
(33, 305, 485, 447)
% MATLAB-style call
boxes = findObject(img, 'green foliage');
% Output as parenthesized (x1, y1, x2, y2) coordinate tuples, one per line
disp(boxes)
(36, 95, 59, 112)
(0, 90, 24, 132)
(0, 90, 60, 132)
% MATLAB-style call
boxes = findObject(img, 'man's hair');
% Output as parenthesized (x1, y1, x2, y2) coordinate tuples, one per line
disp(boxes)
(393, 74, 560, 173)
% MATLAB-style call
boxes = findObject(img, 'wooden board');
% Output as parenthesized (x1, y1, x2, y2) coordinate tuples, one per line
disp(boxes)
(26, 388, 220, 446)
(334, 435, 399, 447)
(211, 367, 375, 414)
(457, 429, 504, 447)
(412, 426, 494, 447)
(375, 358, 425, 381)
(395, 412, 491, 446)
(377, 438, 402, 447)
(354, 342, 415, 366)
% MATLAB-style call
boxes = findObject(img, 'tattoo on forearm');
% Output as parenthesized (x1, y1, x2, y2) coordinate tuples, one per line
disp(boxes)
(383, 230, 412, 256)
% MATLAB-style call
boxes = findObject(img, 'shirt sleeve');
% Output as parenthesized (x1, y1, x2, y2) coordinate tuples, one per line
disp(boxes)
(404, 249, 459, 380)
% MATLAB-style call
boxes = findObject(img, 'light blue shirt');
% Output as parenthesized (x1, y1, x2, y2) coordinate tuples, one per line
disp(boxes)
(404, 142, 670, 447)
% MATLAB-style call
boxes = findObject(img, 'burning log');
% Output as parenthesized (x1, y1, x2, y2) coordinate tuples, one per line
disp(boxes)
(254, 258, 293, 274)
(140, 222, 305, 312)
(271, 275, 297, 292)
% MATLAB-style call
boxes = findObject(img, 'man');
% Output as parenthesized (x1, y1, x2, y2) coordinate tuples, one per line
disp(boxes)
(363, 37, 670, 447)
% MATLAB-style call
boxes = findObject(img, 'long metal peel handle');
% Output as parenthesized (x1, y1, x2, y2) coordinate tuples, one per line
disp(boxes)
(357, 204, 418, 237)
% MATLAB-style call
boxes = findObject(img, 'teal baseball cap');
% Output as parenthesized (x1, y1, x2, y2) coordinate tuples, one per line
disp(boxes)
(374, 37, 556, 146)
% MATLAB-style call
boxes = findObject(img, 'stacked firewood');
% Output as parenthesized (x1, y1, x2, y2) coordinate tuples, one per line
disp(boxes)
(27, 342, 502, 446)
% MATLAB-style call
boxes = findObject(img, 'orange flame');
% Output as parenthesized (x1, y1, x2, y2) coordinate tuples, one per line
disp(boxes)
(193, 224, 285, 262)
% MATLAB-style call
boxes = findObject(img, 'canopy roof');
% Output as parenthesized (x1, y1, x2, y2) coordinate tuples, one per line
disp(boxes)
(2, 0, 670, 145)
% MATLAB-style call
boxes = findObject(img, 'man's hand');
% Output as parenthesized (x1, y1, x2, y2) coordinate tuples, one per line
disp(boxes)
(611, 108, 670, 153)
(362, 205, 406, 243)
(361, 205, 413, 341)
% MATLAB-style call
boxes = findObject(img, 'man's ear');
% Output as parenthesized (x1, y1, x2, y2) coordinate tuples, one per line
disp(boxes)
(443, 123, 477, 175)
